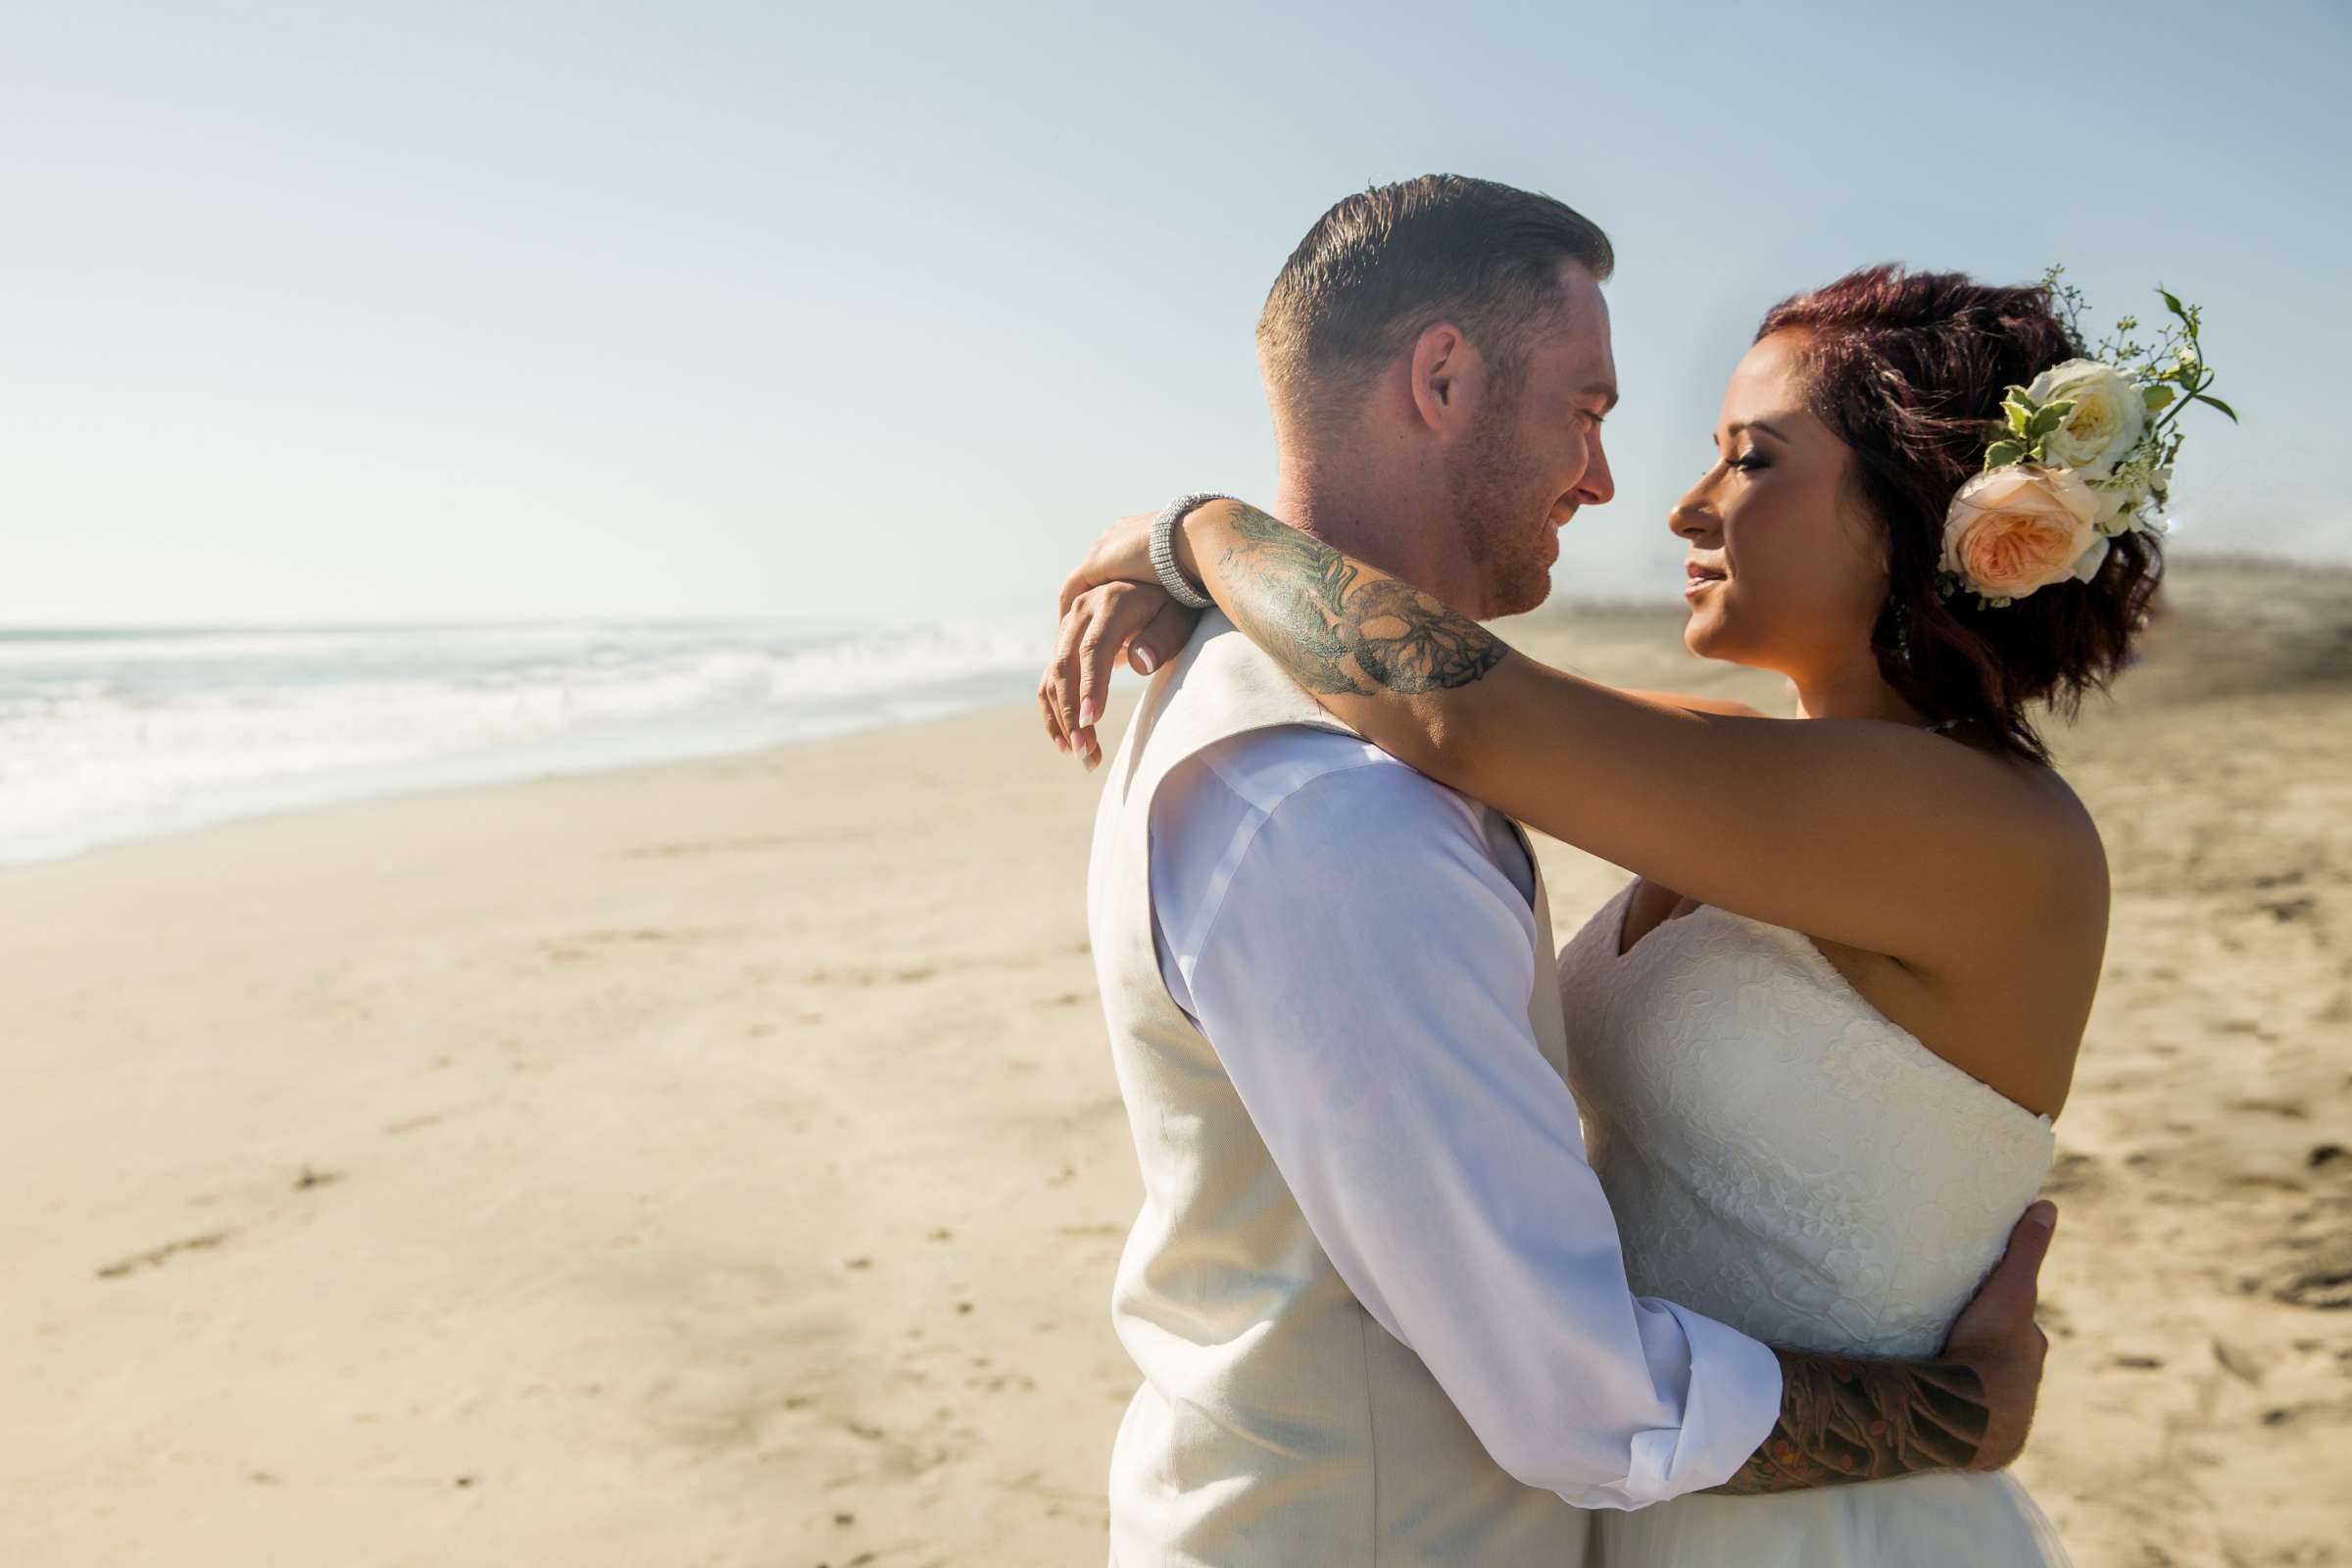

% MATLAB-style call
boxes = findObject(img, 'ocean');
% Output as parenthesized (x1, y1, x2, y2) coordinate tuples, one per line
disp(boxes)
(0, 617, 1048, 867)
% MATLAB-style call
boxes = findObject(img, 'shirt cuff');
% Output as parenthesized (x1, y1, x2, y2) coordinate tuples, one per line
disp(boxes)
(1608, 1302, 1786, 1508)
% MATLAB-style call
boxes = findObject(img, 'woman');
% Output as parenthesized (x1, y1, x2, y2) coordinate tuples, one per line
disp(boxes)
(1041, 266, 2213, 1563)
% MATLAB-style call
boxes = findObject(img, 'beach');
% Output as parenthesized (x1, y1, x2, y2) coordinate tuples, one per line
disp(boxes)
(4, 557, 2345, 1567)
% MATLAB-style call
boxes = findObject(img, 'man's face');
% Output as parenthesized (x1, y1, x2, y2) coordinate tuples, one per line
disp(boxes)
(1442, 265, 1618, 616)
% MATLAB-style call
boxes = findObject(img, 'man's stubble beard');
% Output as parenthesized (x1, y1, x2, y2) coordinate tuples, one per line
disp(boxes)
(1441, 386, 1558, 618)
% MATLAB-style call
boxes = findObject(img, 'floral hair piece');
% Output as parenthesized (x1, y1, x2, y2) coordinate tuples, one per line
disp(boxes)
(1937, 268, 2233, 607)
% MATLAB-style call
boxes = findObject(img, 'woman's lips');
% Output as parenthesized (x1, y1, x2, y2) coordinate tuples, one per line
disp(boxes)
(1684, 563, 1727, 598)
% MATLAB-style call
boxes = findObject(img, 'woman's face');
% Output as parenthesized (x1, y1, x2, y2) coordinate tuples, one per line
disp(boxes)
(1672, 330, 1889, 682)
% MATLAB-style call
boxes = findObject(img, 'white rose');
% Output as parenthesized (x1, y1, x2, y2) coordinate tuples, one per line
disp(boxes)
(2025, 359, 2147, 479)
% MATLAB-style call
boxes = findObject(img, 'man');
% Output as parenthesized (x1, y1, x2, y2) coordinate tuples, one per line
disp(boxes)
(1059, 175, 2053, 1565)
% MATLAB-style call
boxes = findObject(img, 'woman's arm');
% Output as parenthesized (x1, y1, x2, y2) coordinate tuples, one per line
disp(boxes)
(1156, 500, 2103, 971)
(1618, 691, 1772, 718)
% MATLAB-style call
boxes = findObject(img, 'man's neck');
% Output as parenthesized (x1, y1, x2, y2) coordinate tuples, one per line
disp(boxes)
(1270, 462, 1436, 597)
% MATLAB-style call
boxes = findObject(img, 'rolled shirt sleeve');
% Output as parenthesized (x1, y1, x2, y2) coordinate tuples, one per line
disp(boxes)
(1149, 730, 1783, 1509)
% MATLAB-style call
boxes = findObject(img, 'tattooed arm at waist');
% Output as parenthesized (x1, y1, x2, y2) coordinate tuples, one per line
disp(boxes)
(1710, 1348, 1990, 1494)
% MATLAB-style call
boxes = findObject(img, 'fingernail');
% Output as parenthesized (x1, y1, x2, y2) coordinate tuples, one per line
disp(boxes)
(2025, 1200, 2057, 1233)
(1079, 698, 1102, 729)
(1135, 649, 1156, 674)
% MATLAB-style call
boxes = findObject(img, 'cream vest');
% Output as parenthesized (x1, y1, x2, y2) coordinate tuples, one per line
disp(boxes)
(1087, 612, 1590, 1566)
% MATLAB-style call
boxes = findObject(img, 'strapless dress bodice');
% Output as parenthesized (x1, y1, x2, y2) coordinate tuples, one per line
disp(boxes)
(1555, 881, 2057, 1358)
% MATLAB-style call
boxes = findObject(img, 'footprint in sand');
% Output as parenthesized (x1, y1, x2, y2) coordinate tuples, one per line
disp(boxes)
(95, 1227, 239, 1279)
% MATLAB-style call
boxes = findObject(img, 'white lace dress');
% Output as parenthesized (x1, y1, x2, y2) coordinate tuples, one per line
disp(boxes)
(1557, 880, 2072, 1566)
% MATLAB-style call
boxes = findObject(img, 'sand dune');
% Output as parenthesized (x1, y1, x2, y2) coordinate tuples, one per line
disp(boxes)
(2, 558, 2344, 1565)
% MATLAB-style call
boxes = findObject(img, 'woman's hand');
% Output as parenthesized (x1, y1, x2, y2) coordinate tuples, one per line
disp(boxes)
(1038, 514, 1202, 769)
(1054, 512, 1163, 616)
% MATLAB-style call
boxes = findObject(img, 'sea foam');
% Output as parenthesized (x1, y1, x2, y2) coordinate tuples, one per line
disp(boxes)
(0, 618, 1048, 865)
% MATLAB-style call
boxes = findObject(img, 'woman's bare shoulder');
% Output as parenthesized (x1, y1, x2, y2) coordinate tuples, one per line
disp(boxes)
(1930, 744, 2112, 947)
(2024, 759, 2110, 896)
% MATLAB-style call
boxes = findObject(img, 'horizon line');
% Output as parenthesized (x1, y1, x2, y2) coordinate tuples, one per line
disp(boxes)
(1, 547, 2334, 636)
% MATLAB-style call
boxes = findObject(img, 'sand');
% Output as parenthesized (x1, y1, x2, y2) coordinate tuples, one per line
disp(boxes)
(3, 558, 2345, 1567)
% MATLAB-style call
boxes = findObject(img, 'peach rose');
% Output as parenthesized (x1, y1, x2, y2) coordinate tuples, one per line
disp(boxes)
(1941, 466, 2106, 602)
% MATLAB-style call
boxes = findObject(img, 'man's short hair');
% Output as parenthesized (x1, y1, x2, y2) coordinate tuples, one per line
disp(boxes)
(1256, 174, 1614, 428)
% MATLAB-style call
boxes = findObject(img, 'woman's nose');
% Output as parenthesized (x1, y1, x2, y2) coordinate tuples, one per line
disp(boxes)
(1668, 488, 1716, 540)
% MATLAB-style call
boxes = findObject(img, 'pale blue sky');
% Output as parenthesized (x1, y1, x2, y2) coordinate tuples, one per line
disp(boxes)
(5, 0, 2345, 627)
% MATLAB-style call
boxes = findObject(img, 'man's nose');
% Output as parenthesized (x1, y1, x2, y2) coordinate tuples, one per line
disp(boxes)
(1578, 431, 1616, 506)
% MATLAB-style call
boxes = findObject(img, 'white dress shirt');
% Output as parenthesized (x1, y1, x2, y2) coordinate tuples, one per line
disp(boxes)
(1148, 724, 1784, 1508)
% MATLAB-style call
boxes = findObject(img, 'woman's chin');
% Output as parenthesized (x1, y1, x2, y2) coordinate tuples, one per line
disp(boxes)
(1682, 608, 1727, 661)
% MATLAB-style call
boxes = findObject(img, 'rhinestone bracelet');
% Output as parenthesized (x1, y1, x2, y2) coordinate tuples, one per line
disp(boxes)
(1150, 492, 1232, 610)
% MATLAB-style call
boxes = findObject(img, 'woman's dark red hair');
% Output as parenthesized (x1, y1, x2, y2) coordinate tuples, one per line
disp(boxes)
(1757, 264, 2162, 762)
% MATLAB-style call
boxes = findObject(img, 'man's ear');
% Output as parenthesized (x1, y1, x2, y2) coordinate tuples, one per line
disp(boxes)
(1408, 322, 1480, 435)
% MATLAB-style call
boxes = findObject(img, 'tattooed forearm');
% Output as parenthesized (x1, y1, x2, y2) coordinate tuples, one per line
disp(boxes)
(1210, 504, 1505, 697)
(1707, 1348, 1988, 1494)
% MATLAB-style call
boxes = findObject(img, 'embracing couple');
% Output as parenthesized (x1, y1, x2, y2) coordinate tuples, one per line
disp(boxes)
(1036, 174, 2189, 1565)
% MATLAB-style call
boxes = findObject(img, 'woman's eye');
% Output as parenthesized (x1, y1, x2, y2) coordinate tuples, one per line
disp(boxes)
(1730, 454, 1768, 472)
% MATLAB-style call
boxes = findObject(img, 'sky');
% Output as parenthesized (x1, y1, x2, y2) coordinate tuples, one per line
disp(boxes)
(4, 0, 2347, 629)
